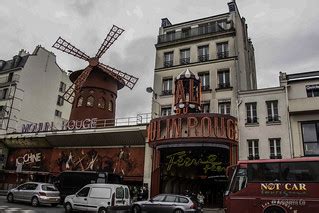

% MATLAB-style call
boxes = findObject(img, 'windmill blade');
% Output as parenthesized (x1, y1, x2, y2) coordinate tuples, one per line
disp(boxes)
(62, 83, 76, 104)
(62, 66, 93, 104)
(52, 37, 90, 61)
(95, 25, 124, 59)
(98, 63, 138, 89)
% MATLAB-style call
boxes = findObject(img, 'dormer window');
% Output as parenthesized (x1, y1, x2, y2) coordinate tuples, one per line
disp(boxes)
(87, 96, 95, 107)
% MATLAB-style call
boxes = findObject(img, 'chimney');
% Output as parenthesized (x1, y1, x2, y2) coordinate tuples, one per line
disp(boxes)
(18, 49, 28, 57)
(228, 0, 238, 13)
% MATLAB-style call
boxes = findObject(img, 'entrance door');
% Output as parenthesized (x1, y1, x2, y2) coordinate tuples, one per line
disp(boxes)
(73, 187, 90, 211)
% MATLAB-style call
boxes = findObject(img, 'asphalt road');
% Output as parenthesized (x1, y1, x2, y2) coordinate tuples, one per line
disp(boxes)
(0, 196, 64, 213)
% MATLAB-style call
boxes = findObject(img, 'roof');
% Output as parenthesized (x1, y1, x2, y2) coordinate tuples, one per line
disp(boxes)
(0, 55, 29, 73)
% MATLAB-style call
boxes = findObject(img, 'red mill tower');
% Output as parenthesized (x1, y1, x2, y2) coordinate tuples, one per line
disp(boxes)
(52, 25, 138, 121)
(148, 69, 239, 207)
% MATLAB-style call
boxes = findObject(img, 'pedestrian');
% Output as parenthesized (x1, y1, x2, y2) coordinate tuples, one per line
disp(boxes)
(197, 191, 205, 209)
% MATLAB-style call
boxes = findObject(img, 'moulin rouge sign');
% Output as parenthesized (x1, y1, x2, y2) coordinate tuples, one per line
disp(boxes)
(21, 118, 98, 133)
(148, 113, 239, 146)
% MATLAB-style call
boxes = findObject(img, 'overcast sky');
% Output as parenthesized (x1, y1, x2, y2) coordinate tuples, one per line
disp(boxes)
(0, 0, 318, 118)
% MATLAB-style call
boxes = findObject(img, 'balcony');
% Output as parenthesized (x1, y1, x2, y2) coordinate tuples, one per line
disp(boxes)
(180, 58, 190, 65)
(245, 117, 259, 125)
(266, 115, 281, 124)
(217, 51, 229, 59)
(217, 83, 231, 89)
(164, 60, 173, 68)
(289, 97, 319, 114)
(161, 90, 172, 96)
(198, 54, 209, 62)
(0, 74, 19, 85)
(157, 21, 235, 45)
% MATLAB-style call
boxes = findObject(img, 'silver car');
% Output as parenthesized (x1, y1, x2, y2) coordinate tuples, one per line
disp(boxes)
(132, 194, 199, 213)
(7, 182, 60, 207)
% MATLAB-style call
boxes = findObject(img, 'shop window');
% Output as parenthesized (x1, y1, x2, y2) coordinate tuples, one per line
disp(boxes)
(77, 96, 83, 107)
(87, 96, 95, 107)
(97, 98, 106, 109)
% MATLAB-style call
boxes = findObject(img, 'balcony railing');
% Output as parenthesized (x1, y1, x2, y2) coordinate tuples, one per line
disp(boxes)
(218, 83, 231, 89)
(245, 117, 258, 124)
(217, 51, 229, 59)
(201, 85, 210, 91)
(266, 115, 281, 123)
(164, 60, 173, 67)
(248, 155, 260, 160)
(180, 58, 190, 65)
(158, 21, 234, 44)
(270, 154, 282, 159)
(0, 74, 19, 85)
(198, 54, 209, 62)
(162, 90, 172, 96)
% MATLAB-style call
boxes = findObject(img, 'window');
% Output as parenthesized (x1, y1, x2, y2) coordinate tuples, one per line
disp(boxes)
(180, 49, 190, 65)
(217, 42, 229, 59)
(248, 139, 259, 160)
(42, 185, 58, 191)
(0, 88, 8, 100)
(87, 96, 95, 107)
(266, 100, 279, 122)
(59, 82, 66, 93)
(8, 73, 13, 82)
(218, 70, 230, 88)
(90, 187, 111, 199)
(0, 105, 7, 117)
(270, 138, 282, 159)
(116, 187, 125, 199)
(57, 95, 64, 106)
(302, 121, 319, 156)
(229, 168, 247, 193)
(77, 96, 83, 107)
(198, 23, 209, 35)
(181, 27, 191, 38)
(164, 52, 174, 67)
(198, 72, 210, 91)
(161, 106, 171, 116)
(153, 195, 165, 202)
(217, 20, 227, 31)
(77, 187, 90, 197)
(97, 98, 106, 109)
(178, 197, 189, 203)
(306, 84, 319, 97)
(55, 110, 62, 117)
(218, 101, 231, 115)
(245, 102, 258, 124)
(164, 195, 177, 202)
(198, 45, 209, 62)
(202, 102, 210, 113)
(248, 163, 280, 182)
(281, 162, 319, 182)
(162, 78, 173, 95)
(166, 31, 175, 41)
(108, 100, 113, 111)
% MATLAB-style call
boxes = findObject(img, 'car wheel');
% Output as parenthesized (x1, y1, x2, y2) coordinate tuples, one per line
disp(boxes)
(64, 202, 73, 213)
(31, 197, 39, 207)
(174, 209, 184, 213)
(132, 205, 141, 213)
(98, 207, 108, 213)
(51, 203, 59, 207)
(7, 193, 14, 203)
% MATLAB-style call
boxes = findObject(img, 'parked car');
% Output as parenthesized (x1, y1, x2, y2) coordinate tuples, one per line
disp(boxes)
(132, 194, 199, 213)
(64, 183, 130, 213)
(7, 182, 60, 207)
(54, 171, 122, 202)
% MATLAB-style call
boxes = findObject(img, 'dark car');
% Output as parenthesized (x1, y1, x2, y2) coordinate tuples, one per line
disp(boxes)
(132, 194, 199, 213)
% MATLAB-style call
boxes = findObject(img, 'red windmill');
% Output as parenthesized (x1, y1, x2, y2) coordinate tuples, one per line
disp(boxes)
(52, 25, 138, 121)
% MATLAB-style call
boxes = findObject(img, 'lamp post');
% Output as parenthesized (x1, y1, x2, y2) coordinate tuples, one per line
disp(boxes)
(146, 87, 160, 118)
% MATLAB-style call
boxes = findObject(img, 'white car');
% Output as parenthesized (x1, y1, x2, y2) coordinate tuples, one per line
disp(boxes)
(64, 183, 130, 213)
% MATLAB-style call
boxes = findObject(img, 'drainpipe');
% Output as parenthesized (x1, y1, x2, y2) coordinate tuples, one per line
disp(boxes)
(285, 85, 294, 158)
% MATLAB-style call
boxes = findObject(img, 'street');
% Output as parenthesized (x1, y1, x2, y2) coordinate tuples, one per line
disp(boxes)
(0, 196, 63, 213)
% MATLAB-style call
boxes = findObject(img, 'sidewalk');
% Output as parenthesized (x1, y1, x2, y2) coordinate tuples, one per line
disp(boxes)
(203, 208, 225, 213)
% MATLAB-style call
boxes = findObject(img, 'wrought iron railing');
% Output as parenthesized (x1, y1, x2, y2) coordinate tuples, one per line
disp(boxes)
(158, 21, 234, 44)
(180, 58, 190, 65)
(217, 51, 229, 59)
(93, 113, 151, 128)
(198, 54, 209, 62)
(266, 115, 281, 123)
(164, 60, 173, 67)
(161, 90, 173, 96)
(218, 83, 231, 89)
(245, 117, 258, 124)
(0, 74, 19, 85)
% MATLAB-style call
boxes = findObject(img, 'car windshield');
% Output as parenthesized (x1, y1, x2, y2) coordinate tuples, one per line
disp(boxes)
(42, 185, 58, 191)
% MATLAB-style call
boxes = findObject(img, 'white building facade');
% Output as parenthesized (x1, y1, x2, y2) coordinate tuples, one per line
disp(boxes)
(0, 45, 72, 134)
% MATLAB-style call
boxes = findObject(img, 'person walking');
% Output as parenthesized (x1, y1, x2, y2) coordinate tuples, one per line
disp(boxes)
(197, 191, 205, 211)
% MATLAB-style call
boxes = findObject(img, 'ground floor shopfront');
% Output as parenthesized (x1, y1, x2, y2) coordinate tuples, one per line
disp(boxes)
(0, 125, 148, 192)
(148, 113, 239, 208)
